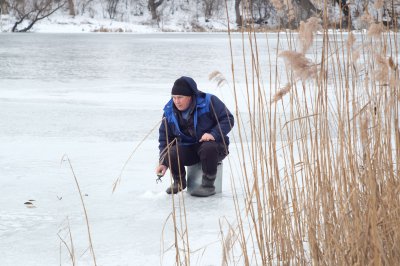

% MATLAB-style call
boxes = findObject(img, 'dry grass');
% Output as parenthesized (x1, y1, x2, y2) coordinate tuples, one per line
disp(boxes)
(218, 1, 400, 265)
(58, 218, 76, 265)
(92, 26, 126, 32)
(61, 155, 97, 265)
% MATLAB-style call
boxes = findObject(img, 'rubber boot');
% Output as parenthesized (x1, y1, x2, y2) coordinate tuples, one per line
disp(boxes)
(166, 176, 186, 194)
(190, 174, 216, 197)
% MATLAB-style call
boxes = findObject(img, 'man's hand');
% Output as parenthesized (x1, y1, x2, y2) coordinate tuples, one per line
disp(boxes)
(199, 133, 215, 142)
(156, 165, 168, 177)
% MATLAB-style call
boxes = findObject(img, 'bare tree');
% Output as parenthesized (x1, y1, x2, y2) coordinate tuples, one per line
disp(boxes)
(250, 0, 273, 24)
(381, 0, 400, 28)
(148, 0, 163, 20)
(1, 0, 10, 14)
(203, 0, 214, 20)
(235, 0, 242, 27)
(68, 0, 75, 16)
(11, 0, 66, 32)
(78, 0, 94, 15)
(128, 0, 145, 16)
(335, 0, 349, 27)
(295, 0, 319, 21)
(106, 0, 120, 19)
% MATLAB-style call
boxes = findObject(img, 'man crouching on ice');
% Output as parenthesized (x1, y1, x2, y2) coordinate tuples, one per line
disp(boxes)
(155, 76, 234, 197)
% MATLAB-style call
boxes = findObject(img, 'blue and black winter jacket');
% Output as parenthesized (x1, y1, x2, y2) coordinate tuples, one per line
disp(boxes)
(158, 76, 234, 154)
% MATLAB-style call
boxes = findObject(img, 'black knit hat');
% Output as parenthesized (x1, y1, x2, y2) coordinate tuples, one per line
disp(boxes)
(171, 78, 193, 96)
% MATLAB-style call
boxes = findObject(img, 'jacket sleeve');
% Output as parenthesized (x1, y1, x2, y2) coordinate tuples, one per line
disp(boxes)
(158, 115, 175, 162)
(209, 95, 234, 142)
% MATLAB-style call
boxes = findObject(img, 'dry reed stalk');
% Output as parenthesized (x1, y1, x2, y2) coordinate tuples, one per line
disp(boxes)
(219, 3, 400, 264)
(347, 32, 356, 48)
(159, 111, 196, 265)
(219, 217, 238, 266)
(112, 120, 160, 193)
(160, 213, 172, 265)
(388, 56, 397, 71)
(224, 1, 253, 263)
(58, 218, 76, 265)
(389, 56, 399, 90)
(62, 155, 97, 266)
(352, 48, 361, 63)
(175, 160, 191, 266)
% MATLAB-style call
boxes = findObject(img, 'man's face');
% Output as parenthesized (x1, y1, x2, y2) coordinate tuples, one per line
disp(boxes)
(172, 95, 192, 111)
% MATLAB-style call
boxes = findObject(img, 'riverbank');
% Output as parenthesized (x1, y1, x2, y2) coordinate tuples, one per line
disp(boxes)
(0, 9, 234, 33)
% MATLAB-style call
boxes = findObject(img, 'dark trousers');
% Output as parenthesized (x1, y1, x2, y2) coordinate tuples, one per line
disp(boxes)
(162, 141, 228, 179)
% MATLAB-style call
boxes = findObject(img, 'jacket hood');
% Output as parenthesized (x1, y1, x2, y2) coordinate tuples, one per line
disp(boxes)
(164, 76, 206, 112)
(176, 76, 201, 96)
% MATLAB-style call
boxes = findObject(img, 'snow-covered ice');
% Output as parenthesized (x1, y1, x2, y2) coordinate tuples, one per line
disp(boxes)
(2, 30, 398, 265)
(0, 33, 253, 266)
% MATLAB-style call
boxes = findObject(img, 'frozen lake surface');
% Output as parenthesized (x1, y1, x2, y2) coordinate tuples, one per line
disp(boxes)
(0, 33, 262, 266)
(2, 32, 398, 265)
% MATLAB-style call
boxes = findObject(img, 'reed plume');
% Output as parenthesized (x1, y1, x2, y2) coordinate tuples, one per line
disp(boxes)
(299, 17, 322, 53)
(209, 70, 228, 88)
(271, 83, 292, 103)
(374, 53, 389, 83)
(271, 0, 283, 11)
(279, 50, 317, 81)
(347, 32, 356, 48)
(360, 12, 374, 28)
(368, 23, 384, 38)
(374, 0, 384, 9)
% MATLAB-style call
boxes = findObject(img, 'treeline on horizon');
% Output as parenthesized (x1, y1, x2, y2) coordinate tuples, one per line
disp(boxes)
(0, 0, 399, 32)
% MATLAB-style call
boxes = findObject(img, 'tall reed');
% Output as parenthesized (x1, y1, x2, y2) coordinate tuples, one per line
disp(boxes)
(221, 0, 400, 264)
(61, 155, 97, 265)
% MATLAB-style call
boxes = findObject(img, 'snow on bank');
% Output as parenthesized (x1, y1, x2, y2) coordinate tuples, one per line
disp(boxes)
(34, 15, 161, 33)
(0, 14, 160, 33)
(0, 13, 234, 33)
(0, 0, 235, 34)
